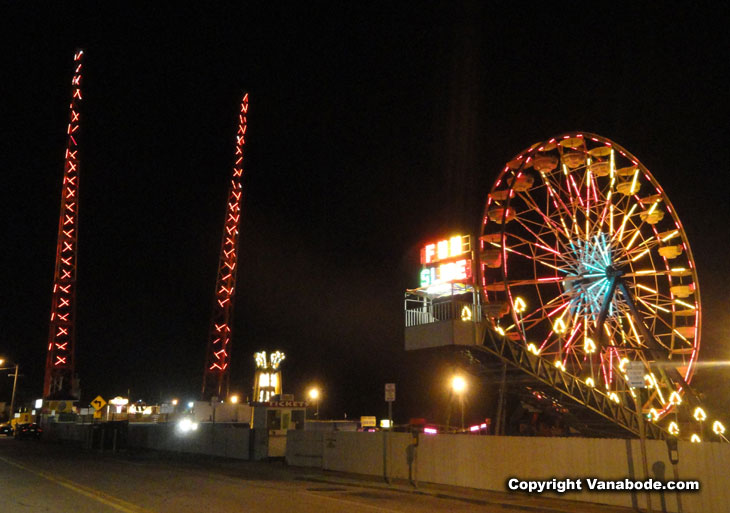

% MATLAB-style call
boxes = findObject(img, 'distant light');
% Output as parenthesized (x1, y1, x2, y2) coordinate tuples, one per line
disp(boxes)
(460, 305, 472, 321)
(187, 401, 194, 408)
(171, 399, 179, 406)
(35, 399, 43, 409)
(693, 407, 707, 422)
(230, 395, 240, 404)
(424, 427, 438, 435)
(254, 351, 268, 369)
(514, 297, 527, 314)
(110, 397, 128, 406)
(380, 419, 391, 429)
(178, 418, 195, 433)
(191, 422, 199, 431)
(668, 421, 680, 436)
(585, 377, 595, 388)
(584, 337, 596, 354)
(619, 358, 630, 373)
(669, 391, 682, 406)
(690, 434, 701, 443)
(713, 420, 726, 435)
(451, 376, 467, 394)
(308, 388, 320, 400)
(469, 425, 480, 432)
(270, 351, 285, 370)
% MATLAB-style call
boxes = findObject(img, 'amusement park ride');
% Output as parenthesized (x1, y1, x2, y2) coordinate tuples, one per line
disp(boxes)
(41, 51, 251, 405)
(201, 93, 249, 401)
(405, 132, 725, 441)
(39, 52, 723, 442)
(44, 50, 84, 401)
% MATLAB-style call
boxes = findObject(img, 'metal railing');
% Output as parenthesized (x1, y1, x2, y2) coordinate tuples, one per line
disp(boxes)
(405, 298, 483, 327)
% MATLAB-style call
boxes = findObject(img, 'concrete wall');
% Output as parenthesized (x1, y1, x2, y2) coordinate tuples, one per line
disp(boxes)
(42, 420, 88, 443)
(287, 431, 730, 513)
(127, 423, 250, 459)
(42, 421, 251, 460)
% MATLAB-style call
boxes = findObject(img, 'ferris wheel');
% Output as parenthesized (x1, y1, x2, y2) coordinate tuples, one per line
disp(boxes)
(480, 132, 700, 424)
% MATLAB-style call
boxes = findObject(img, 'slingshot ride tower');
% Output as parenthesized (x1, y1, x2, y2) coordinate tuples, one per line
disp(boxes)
(44, 50, 84, 400)
(406, 132, 722, 441)
(201, 94, 249, 401)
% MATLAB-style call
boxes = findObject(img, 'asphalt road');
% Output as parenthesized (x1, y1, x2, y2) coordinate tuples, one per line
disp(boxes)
(0, 436, 632, 513)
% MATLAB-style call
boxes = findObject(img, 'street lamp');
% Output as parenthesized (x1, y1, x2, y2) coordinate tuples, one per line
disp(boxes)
(451, 375, 467, 431)
(0, 358, 20, 422)
(229, 394, 240, 404)
(308, 387, 320, 419)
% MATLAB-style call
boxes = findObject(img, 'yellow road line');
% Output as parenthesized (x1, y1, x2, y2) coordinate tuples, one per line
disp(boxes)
(0, 455, 155, 513)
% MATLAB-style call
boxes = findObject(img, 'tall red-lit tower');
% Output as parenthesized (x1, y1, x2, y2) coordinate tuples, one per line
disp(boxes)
(202, 93, 249, 400)
(44, 50, 84, 399)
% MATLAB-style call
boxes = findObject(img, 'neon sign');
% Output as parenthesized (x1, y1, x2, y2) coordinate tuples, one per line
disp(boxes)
(419, 235, 472, 287)
(420, 235, 467, 264)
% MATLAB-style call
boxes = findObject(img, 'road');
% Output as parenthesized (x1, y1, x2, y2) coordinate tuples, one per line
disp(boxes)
(0, 436, 631, 513)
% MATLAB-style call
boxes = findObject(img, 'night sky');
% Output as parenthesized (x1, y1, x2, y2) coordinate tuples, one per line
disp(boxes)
(3, 4, 730, 425)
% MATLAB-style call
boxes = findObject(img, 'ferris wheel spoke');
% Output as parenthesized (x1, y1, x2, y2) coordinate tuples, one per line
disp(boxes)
(488, 242, 569, 274)
(540, 176, 580, 237)
(515, 192, 573, 242)
(504, 229, 576, 271)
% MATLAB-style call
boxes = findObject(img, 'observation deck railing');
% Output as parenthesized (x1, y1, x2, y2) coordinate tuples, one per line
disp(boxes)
(404, 298, 484, 327)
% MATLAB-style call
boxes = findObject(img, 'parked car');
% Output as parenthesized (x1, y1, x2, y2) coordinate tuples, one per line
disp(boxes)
(0, 423, 13, 436)
(15, 423, 42, 440)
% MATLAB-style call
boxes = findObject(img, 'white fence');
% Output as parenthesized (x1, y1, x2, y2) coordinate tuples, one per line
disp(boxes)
(286, 430, 729, 513)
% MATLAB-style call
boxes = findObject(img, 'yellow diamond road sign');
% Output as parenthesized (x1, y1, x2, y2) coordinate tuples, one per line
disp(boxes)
(91, 395, 107, 411)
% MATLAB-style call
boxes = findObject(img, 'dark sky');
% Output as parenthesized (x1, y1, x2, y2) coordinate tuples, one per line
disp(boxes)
(2, 4, 730, 424)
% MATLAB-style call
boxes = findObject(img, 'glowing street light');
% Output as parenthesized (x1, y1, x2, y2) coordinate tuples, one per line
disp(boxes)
(308, 387, 320, 418)
(451, 376, 467, 394)
(171, 398, 179, 406)
(450, 375, 468, 430)
(229, 394, 240, 404)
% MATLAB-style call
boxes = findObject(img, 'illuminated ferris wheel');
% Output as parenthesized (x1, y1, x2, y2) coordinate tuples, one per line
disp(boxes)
(480, 132, 700, 423)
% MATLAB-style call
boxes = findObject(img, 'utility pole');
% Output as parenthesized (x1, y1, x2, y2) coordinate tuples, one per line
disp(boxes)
(10, 363, 19, 418)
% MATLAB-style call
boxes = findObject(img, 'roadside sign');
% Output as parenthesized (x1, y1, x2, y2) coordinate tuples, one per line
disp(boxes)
(47, 400, 73, 413)
(626, 361, 646, 388)
(385, 383, 396, 402)
(361, 416, 377, 427)
(91, 395, 107, 411)
(93, 410, 103, 420)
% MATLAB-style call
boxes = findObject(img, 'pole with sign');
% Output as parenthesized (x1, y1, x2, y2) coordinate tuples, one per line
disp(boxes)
(385, 383, 395, 426)
(627, 361, 652, 513)
(383, 383, 395, 484)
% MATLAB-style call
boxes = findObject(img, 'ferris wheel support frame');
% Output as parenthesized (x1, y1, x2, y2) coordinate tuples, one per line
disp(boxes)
(470, 327, 669, 439)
